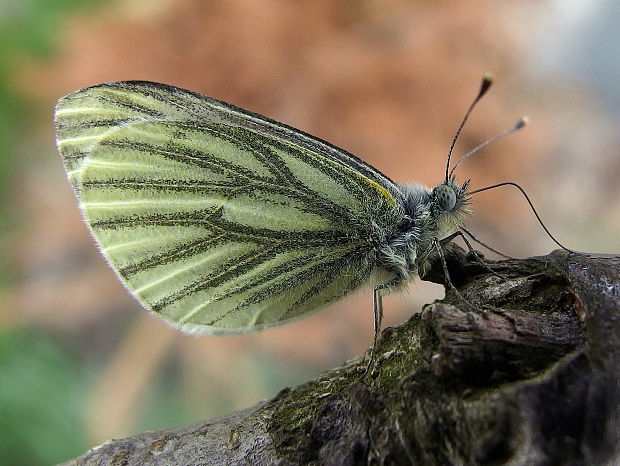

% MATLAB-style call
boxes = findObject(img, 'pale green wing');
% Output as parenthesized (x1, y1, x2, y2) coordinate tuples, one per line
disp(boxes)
(55, 81, 402, 334)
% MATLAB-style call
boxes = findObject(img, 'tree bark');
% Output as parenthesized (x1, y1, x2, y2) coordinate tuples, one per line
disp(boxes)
(63, 247, 620, 465)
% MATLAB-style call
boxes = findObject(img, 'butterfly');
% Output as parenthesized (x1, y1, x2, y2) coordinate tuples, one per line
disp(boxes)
(55, 75, 545, 353)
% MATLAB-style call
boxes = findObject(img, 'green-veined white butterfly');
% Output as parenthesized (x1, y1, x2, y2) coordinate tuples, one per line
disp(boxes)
(55, 75, 549, 352)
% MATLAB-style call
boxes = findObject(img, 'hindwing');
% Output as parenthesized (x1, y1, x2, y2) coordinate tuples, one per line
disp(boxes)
(55, 81, 402, 333)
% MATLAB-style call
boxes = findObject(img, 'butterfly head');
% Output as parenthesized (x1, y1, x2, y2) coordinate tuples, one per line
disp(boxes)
(431, 177, 471, 235)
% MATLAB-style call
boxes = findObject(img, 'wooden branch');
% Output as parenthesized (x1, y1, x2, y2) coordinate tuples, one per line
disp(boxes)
(63, 247, 620, 465)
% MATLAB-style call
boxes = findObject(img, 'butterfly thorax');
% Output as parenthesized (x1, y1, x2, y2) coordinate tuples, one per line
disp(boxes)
(376, 179, 471, 286)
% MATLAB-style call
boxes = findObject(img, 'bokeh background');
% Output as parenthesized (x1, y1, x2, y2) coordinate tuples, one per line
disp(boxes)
(1, 1, 619, 464)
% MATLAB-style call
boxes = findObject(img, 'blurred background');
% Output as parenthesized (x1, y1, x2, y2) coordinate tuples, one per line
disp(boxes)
(1, 0, 619, 464)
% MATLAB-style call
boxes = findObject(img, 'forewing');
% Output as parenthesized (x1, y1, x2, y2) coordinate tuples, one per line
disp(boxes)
(55, 81, 402, 334)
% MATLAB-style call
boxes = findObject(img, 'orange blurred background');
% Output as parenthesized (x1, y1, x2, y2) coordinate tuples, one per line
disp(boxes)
(1, 1, 619, 463)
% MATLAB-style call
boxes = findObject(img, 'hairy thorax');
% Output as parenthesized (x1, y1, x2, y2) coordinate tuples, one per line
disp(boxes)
(375, 182, 471, 288)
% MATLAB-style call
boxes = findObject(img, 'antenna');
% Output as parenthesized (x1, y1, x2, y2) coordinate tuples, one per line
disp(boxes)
(445, 72, 495, 183)
(469, 181, 575, 253)
(448, 117, 528, 179)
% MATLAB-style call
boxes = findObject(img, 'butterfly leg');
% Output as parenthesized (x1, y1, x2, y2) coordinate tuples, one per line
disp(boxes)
(445, 230, 504, 280)
(364, 278, 398, 377)
(438, 230, 461, 246)
(433, 238, 477, 310)
(461, 227, 514, 260)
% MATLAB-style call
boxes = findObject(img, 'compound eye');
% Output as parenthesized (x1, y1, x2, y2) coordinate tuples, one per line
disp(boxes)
(434, 185, 457, 211)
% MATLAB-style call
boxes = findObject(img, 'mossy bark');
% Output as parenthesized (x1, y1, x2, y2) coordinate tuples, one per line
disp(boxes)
(63, 248, 620, 465)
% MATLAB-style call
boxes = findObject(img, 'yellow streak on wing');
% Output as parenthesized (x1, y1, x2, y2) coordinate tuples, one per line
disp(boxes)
(304, 144, 397, 207)
(353, 172, 396, 206)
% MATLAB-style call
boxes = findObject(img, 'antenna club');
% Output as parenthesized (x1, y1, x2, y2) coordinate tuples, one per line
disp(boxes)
(516, 116, 529, 129)
(479, 72, 495, 96)
(482, 71, 495, 84)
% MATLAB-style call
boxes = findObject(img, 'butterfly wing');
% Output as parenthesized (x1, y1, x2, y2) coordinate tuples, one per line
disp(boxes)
(55, 81, 402, 334)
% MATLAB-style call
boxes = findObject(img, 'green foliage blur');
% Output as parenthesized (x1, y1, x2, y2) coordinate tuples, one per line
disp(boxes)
(0, 330, 87, 465)
(0, 0, 102, 278)
(0, 2, 102, 464)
